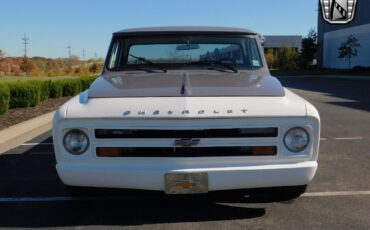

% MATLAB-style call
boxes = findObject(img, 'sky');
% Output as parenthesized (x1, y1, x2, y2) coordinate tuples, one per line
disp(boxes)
(0, 0, 318, 59)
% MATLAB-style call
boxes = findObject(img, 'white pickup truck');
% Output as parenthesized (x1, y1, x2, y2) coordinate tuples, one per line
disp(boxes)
(53, 26, 320, 199)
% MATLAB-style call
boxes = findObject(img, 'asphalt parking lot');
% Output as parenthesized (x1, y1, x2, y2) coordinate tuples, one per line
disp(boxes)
(0, 76, 369, 229)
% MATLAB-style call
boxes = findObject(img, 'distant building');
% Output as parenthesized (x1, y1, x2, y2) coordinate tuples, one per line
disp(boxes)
(200, 45, 243, 62)
(317, 0, 370, 68)
(263, 36, 302, 55)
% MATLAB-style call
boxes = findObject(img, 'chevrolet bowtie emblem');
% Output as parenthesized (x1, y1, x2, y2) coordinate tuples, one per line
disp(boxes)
(174, 138, 200, 147)
(175, 180, 199, 189)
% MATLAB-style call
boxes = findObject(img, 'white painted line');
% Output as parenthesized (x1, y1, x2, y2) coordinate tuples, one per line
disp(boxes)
(320, 138, 328, 141)
(21, 142, 53, 146)
(0, 196, 121, 202)
(334, 137, 363, 140)
(0, 196, 74, 202)
(302, 190, 370, 197)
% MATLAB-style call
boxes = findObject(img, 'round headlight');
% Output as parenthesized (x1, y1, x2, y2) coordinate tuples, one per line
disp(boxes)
(63, 129, 89, 155)
(284, 127, 309, 152)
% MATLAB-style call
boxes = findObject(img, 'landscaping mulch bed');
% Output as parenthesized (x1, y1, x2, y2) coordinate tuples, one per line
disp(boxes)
(0, 97, 71, 131)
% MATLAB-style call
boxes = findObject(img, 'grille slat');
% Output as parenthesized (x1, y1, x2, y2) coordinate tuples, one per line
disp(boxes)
(96, 146, 277, 157)
(95, 128, 278, 139)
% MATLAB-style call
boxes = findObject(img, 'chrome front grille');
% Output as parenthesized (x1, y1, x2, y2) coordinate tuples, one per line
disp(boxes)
(94, 127, 279, 157)
(95, 127, 278, 139)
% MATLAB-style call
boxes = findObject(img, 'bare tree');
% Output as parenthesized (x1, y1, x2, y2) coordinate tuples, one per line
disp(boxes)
(338, 35, 361, 69)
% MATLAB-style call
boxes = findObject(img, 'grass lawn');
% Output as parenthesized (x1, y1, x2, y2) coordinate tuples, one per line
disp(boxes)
(270, 69, 370, 76)
(0, 75, 94, 83)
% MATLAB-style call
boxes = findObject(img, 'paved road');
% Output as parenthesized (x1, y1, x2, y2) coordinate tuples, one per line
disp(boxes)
(0, 77, 369, 229)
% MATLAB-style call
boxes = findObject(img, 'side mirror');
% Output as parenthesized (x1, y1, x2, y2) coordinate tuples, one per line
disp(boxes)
(258, 34, 265, 46)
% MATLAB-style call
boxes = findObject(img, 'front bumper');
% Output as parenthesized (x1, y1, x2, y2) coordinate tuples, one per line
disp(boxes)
(56, 161, 317, 191)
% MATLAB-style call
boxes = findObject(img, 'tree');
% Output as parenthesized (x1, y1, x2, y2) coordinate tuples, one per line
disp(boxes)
(338, 35, 361, 69)
(89, 63, 98, 73)
(265, 50, 278, 69)
(70, 55, 80, 66)
(277, 47, 299, 70)
(89, 62, 103, 74)
(20, 57, 35, 76)
(46, 59, 54, 77)
(300, 28, 318, 68)
(0, 50, 4, 75)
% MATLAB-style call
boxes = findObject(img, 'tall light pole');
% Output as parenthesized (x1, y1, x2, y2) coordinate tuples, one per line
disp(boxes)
(82, 48, 86, 61)
(21, 33, 30, 75)
(67, 43, 72, 66)
(22, 33, 29, 58)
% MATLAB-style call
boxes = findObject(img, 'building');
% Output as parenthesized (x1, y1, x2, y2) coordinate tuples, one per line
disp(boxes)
(263, 36, 302, 55)
(318, 0, 370, 68)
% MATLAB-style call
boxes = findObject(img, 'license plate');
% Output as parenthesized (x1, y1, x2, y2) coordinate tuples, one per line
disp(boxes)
(165, 172, 208, 194)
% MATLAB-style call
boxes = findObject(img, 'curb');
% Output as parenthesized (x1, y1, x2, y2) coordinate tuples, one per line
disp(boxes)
(276, 75, 370, 81)
(0, 111, 54, 155)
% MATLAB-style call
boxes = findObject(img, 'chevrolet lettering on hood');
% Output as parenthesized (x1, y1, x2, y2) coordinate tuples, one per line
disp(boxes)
(123, 108, 248, 116)
(53, 26, 320, 199)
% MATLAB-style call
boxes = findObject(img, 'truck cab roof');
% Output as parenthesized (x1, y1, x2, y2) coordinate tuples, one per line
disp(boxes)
(114, 26, 257, 36)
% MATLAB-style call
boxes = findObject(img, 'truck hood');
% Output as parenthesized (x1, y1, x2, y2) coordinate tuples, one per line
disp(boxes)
(88, 70, 285, 98)
(58, 88, 307, 119)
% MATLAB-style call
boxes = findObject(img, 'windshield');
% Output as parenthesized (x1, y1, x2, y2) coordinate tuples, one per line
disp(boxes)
(107, 35, 263, 71)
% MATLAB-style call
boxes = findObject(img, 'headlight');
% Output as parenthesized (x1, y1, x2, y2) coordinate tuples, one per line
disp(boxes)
(284, 127, 309, 152)
(63, 129, 89, 155)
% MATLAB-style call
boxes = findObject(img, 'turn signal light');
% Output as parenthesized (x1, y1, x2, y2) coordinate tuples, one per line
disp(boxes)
(96, 147, 124, 157)
(251, 146, 276, 155)
(97, 146, 277, 157)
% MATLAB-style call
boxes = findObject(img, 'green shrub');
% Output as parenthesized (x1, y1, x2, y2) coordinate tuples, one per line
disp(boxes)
(49, 80, 63, 98)
(39, 80, 51, 102)
(79, 76, 96, 91)
(277, 47, 300, 70)
(62, 79, 81, 96)
(8, 82, 41, 108)
(0, 84, 10, 115)
(0, 76, 97, 115)
(29, 80, 50, 102)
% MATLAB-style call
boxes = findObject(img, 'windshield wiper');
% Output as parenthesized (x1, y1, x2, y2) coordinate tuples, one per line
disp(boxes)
(189, 60, 238, 73)
(128, 54, 167, 73)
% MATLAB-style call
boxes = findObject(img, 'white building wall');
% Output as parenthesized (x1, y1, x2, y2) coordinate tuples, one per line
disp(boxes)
(323, 23, 370, 69)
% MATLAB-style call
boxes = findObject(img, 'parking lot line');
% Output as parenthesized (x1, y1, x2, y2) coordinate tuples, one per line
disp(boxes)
(320, 137, 365, 141)
(0, 196, 75, 202)
(302, 190, 370, 197)
(20, 142, 53, 146)
(334, 137, 363, 140)
(0, 196, 120, 202)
